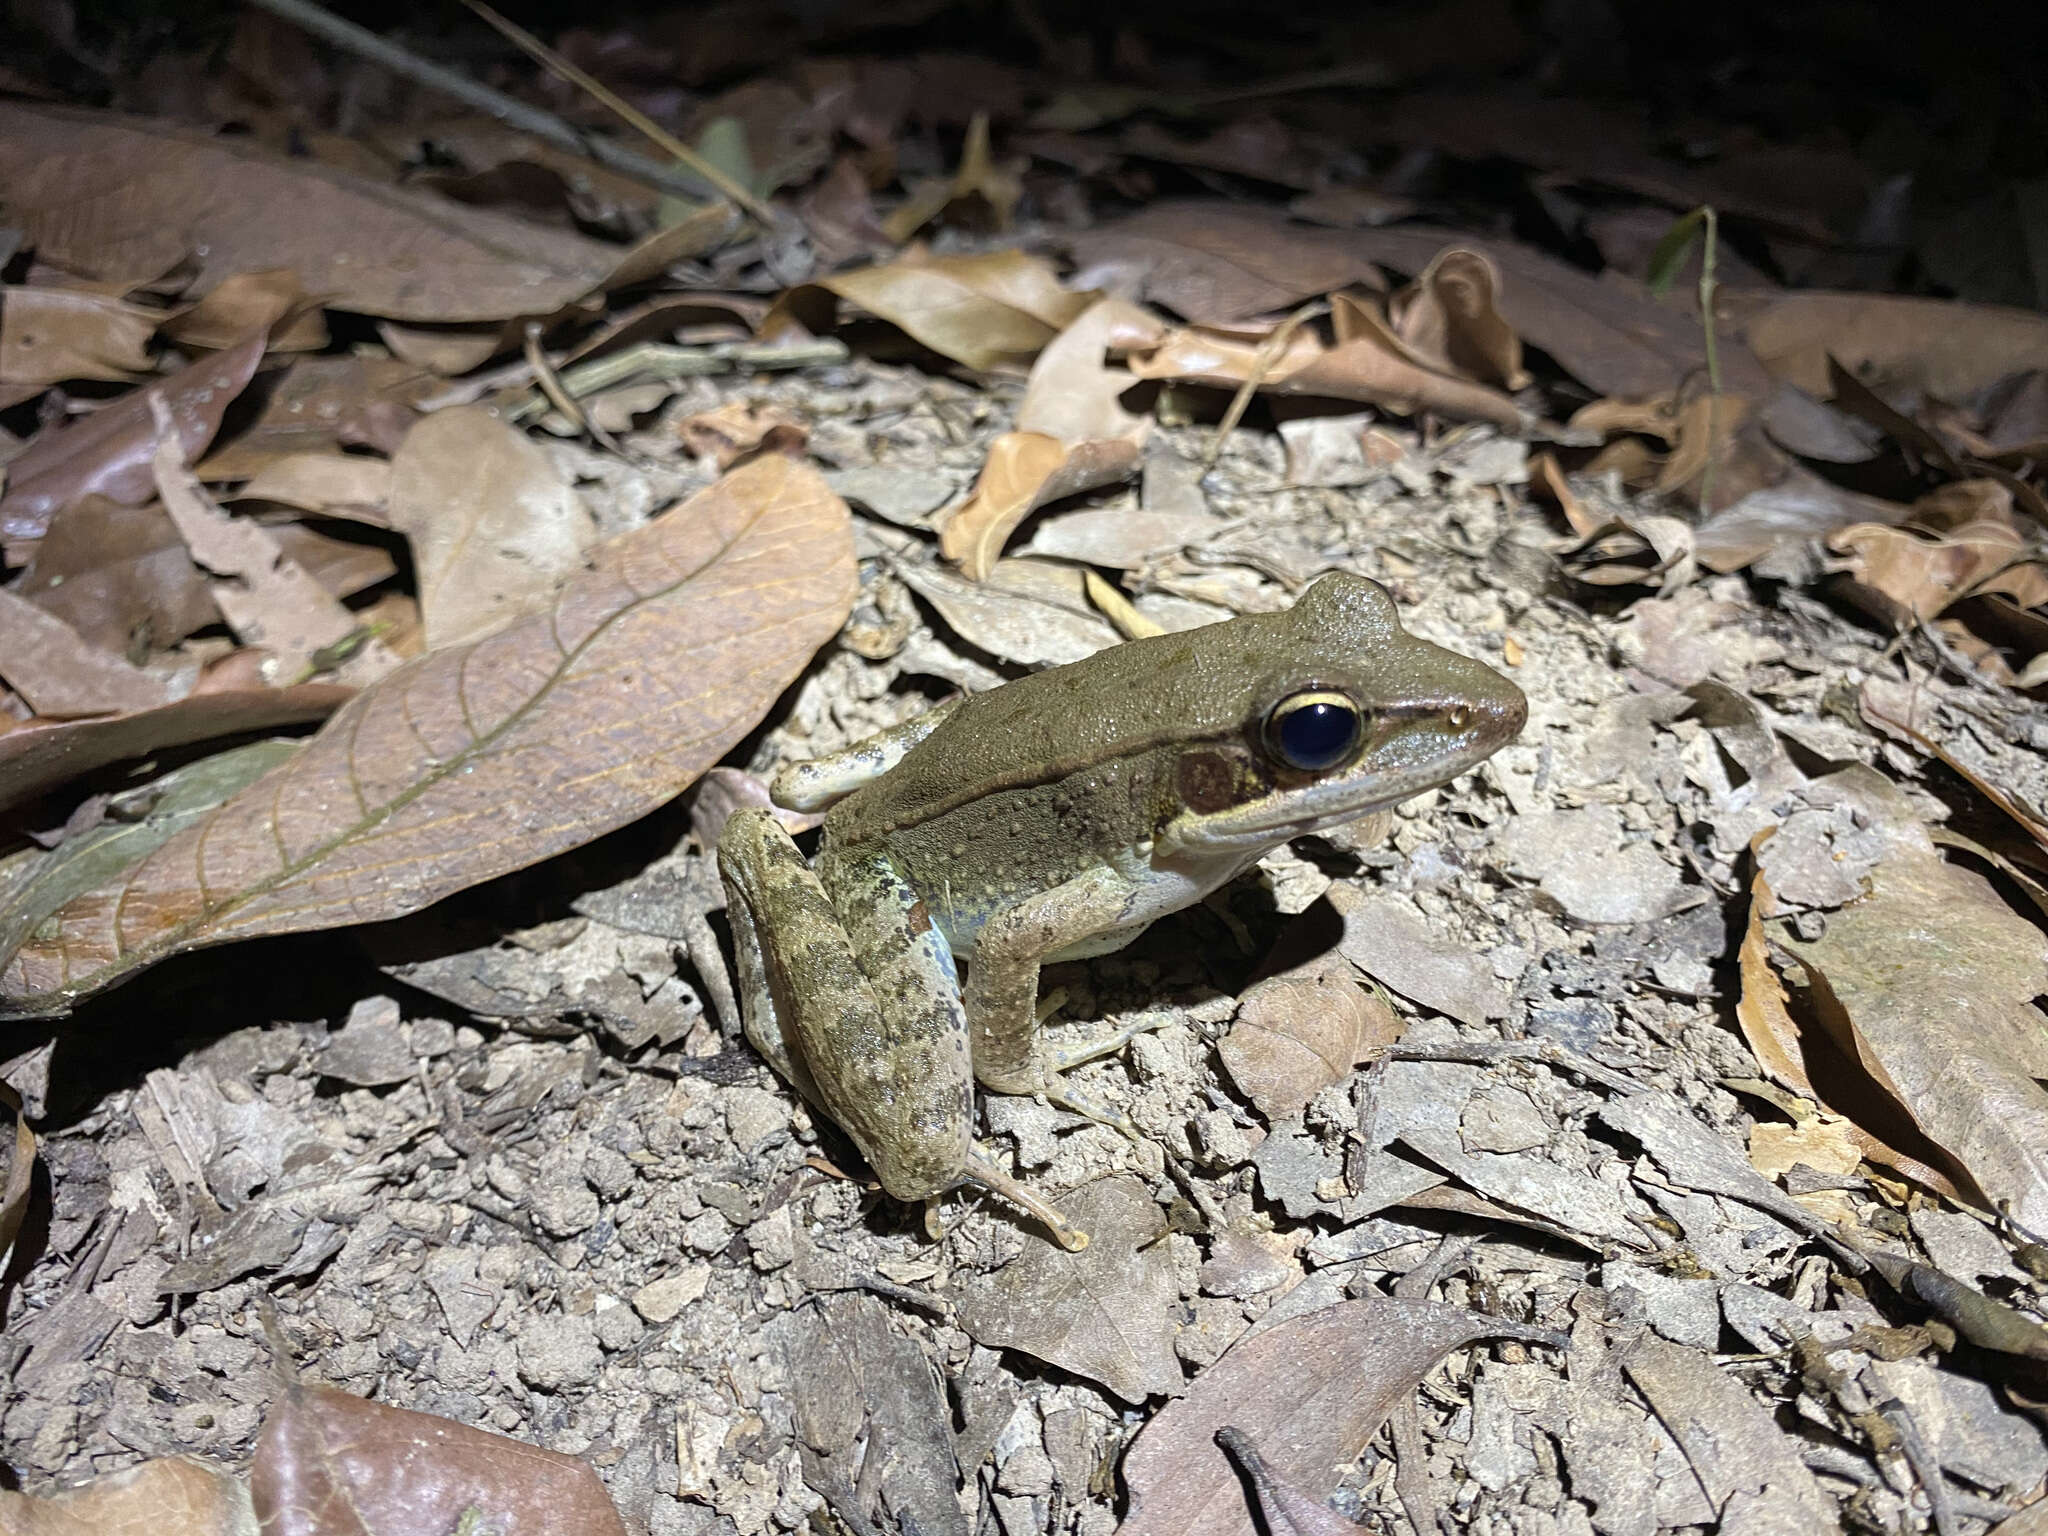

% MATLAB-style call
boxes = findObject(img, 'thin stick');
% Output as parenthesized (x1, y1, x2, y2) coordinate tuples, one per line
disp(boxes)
(242, 0, 717, 204)
(456, 0, 779, 227)
(1202, 301, 1323, 470)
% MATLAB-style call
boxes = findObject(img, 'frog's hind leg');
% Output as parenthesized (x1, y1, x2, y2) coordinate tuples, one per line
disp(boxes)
(718, 812, 1087, 1251)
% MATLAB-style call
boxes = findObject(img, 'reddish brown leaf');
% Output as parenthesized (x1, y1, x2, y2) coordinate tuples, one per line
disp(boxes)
(195, 356, 426, 480)
(0, 102, 620, 322)
(0, 331, 268, 542)
(0, 455, 855, 1015)
(16, 497, 218, 653)
(0, 686, 352, 815)
(252, 1380, 626, 1536)
(1121, 1299, 1559, 1536)
(1220, 962, 1401, 1121)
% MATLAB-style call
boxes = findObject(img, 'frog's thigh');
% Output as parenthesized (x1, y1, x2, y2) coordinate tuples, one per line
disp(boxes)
(719, 814, 971, 1201)
(964, 865, 1137, 1095)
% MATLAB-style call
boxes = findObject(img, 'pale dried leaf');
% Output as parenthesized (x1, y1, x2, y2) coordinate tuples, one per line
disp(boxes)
(0, 1455, 255, 1536)
(154, 428, 400, 686)
(0, 284, 157, 387)
(1327, 885, 1510, 1024)
(1, 456, 854, 1015)
(387, 407, 599, 650)
(895, 556, 1120, 667)
(1828, 520, 2048, 624)
(937, 298, 1155, 577)
(769, 247, 1093, 372)
(1220, 965, 1400, 1120)
(1773, 773, 2048, 1228)
(234, 454, 393, 523)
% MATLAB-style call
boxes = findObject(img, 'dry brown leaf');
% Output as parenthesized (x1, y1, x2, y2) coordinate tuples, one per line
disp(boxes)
(0, 588, 179, 718)
(1384, 248, 1528, 390)
(0, 330, 268, 542)
(376, 320, 508, 377)
(765, 246, 1094, 373)
(1827, 521, 2048, 625)
(1126, 300, 1529, 432)
(0, 1454, 253, 1536)
(387, 407, 599, 651)
(1121, 1299, 1560, 1536)
(0, 284, 158, 387)
(0, 455, 854, 1016)
(0, 685, 351, 815)
(1220, 960, 1401, 1121)
(270, 524, 400, 604)
(1328, 885, 1510, 1025)
(0, 102, 623, 322)
(938, 299, 1157, 578)
(154, 428, 400, 687)
(1065, 200, 1386, 325)
(1727, 289, 2048, 401)
(15, 497, 218, 653)
(195, 356, 426, 480)
(1122, 115, 1315, 189)
(233, 454, 393, 523)
(676, 401, 811, 468)
(1765, 772, 2048, 1226)
(252, 1380, 626, 1536)
(1, 1081, 34, 1272)
(953, 1177, 1182, 1403)
(160, 269, 327, 353)
(882, 111, 1023, 243)
(894, 555, 1122, 667)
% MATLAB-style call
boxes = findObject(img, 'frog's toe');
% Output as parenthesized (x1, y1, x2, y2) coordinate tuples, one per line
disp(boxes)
(960, 1148, 1091, 1251)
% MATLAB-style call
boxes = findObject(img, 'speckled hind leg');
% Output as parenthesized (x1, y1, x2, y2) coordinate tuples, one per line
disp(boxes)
(718, 811, 1088, 1250)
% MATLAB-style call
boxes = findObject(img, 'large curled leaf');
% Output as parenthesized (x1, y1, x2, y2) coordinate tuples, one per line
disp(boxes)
(0, 455, 855, 1016)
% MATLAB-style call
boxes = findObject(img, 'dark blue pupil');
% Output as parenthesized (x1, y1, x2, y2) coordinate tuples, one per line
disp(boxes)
(1273, 700, 1359, 770)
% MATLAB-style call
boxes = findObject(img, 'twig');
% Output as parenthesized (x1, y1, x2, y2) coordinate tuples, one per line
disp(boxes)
(242, 0, 722, 203)
(456, 0, 780, 227)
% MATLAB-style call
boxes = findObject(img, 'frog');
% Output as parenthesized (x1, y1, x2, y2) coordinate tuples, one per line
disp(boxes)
(717, 571, 1525, 1249)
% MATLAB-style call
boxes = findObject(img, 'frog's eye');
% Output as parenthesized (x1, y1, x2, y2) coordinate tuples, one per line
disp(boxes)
(1265, 691, 1364, 771)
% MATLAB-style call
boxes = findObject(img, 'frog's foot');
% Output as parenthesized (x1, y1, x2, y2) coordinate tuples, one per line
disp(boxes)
(1033, 1011, 1175, 1142)
(955, 1147, 1091, 1251)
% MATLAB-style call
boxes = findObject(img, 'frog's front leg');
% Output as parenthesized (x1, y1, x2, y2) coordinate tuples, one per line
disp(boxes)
(718, 810, 1089, 1250)
(964, 867, 1164, 1131)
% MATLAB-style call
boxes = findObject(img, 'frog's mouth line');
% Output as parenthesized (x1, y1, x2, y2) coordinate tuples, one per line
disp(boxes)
(1167, 727, 1516, 855)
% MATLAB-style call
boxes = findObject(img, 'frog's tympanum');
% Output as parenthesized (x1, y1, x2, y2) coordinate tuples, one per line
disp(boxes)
(718, 573, 1525, 1248)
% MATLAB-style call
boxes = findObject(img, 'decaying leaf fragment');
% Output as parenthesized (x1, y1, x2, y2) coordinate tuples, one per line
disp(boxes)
(1120, 1298, 1560, 1536)
(0, 455, 856, 1017)
(1220, 957, 1400, 1120)
(1763, 770, 2048, 1227)
(954, 1177, 1182, 1403)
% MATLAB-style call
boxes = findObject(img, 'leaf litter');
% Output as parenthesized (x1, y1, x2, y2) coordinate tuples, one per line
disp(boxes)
(4, 8, 2048, 1536)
